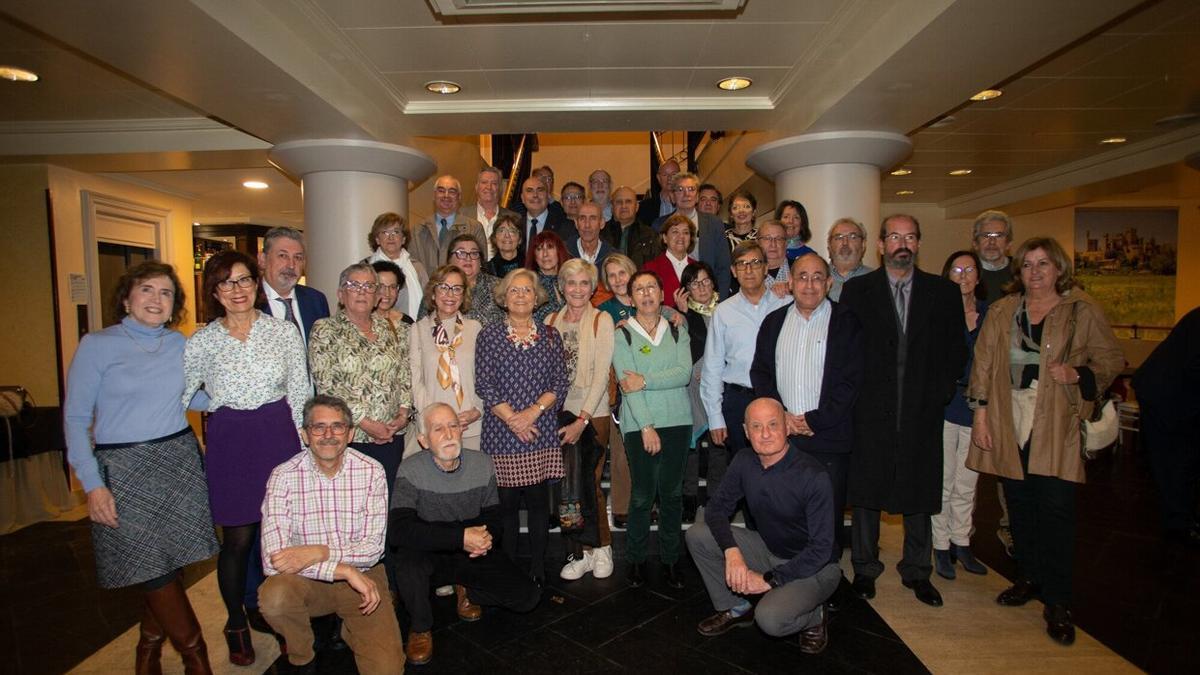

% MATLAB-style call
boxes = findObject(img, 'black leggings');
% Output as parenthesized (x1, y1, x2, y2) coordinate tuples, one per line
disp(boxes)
(218, 523, 259, 628)
(498, 482, 550, 578)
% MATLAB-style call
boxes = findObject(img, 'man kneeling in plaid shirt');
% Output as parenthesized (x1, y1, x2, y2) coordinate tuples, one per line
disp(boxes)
(259, 394, 404, 674)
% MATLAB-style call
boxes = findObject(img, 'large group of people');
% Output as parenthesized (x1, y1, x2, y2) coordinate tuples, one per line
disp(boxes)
(65, 158, 1143, 674)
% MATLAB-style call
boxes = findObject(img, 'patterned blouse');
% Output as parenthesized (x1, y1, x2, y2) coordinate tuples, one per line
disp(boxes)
(183, 312, 311, 429)
(475, 320, 568, 457)
(466, 273, 505, 326)
(308, 311, 412, 444)
(534, 272, 564, 323)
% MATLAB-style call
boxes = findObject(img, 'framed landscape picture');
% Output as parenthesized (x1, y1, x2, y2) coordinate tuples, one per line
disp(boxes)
(1073, 208, 1177, 336)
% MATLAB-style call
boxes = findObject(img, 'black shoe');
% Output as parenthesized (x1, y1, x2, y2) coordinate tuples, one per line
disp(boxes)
(627, 562, 646, 588)
(901, 578, 943, 607)
(612, 514, 627, 529)
(682, 496, 698, 524)
(246, 607, 273, 634)
(851, 575, 875, 600)
(798, 606, 829, 655)
(661, 562, 684, 590)
(825, 575, 853, 612)
(530, 573, 545, 589)
(996, 580, 1041, 606)
(1043, 604, 1076, 646)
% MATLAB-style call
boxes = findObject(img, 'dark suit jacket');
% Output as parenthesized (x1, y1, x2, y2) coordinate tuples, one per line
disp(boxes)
(257, 283, 331, 344)
(637, 194, 671, 228)
(602, 219, 660, 269)
(839, 267, 966, 513)
(751, 300, 864, 454)
(651, 211, 732, 298)
(563, 236, 615, 269)
(519, 209, 578, 260)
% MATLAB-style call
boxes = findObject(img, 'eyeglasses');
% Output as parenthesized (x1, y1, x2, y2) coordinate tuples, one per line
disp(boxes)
(217, 275, 256, 291)
(507, 286, 535, 296)
(884, 233, 919, 244)
(757, 235, 785, 244)
(793, 272, 827, 283)
(435, 283, 465, 296)
(632, 284, 660, 295)
(451, 249, 482, 260)
(673, 185, 698, 194)
(950, 266, 977, 276)
(306, 422, 350, 436)
(378, 283, 400, 292)
(341, 281, 378, 294)
(434, 187, 460, 196)
(562, 193, 584, 202)
(976, 232, 1007, 241)
(831, 233, 862, 243)
(379, 228, 404, 238)
(733, 258, 765, 271)
(687, 278, 713, 289)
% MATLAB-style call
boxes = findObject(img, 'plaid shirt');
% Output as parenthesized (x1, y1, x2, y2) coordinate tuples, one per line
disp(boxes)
(260, 448, 387, 582)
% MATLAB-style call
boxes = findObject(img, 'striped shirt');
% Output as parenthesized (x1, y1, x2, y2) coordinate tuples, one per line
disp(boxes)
(700, 290, 792, 430)
(260, 448, 388, 582)
(777, 299, 832, 415)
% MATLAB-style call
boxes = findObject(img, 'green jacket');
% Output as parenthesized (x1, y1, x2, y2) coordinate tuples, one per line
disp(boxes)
(612, 320, 694, 431)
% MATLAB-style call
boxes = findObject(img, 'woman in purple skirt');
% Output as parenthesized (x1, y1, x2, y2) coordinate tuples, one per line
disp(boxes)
(183, 250, 310, 666)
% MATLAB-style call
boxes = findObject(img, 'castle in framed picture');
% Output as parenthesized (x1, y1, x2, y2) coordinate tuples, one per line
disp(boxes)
(1074, 208, 1177, 336)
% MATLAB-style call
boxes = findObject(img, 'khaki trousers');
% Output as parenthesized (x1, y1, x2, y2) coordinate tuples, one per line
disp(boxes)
(608, 419, 631, 516)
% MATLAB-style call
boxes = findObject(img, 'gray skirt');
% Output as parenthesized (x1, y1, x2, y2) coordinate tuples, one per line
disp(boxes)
(92, 428, 220, 589)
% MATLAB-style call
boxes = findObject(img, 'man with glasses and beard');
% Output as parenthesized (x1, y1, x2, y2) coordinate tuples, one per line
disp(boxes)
(826, 218, 872, 302)
(838, 214, 967, 608)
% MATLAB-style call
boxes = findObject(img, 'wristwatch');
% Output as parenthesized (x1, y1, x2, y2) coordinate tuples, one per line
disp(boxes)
(762, 570, 781, 588)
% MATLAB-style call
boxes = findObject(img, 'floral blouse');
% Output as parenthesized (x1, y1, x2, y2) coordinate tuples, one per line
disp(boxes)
(308, 311, 412, 444)
(183, 312, 310, 428)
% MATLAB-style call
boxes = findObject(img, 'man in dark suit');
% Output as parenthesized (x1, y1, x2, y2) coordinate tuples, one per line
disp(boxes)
(257, 226, 330, 343)
(752, 252, 864, 610)
(564, 202, 614, 268)
(510, 165, 567, 220)
(652, 172, 732, 297)
(838, 214, 966, 608)
(518, 175, 576, 261)
(603, 186, 659, 268)
(637, 158, 679, 227)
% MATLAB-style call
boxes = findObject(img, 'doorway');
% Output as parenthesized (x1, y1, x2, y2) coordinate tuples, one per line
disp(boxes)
(96, 242, 154, 328)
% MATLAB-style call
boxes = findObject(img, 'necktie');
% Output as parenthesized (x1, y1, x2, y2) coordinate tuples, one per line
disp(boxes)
(528, 217, 539, 245)
(893, 281, 908, 332)
(438, 218, 450, 246)
(277, 297, 301, 333)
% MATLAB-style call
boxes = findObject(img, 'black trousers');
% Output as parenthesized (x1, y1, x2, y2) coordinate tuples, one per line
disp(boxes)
(720, 384, 756, 456)
(794, 442, 849, 557)
(851, 508, 932, 583)
(1142, 408, 1200, 532)
(392, 547, 540, 632)
(1001, 441, 1076, 606)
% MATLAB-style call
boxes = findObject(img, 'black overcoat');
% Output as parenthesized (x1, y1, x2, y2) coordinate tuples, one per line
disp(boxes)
(838, 267, 966, 513)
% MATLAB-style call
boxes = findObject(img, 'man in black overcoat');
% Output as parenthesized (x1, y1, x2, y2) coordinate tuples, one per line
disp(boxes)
(838, 214, 967, 607)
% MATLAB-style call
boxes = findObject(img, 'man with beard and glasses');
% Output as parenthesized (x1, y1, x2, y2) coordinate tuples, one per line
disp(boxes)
(257, 227, 330, 344)
(838, 214, 966, 608)
(972, 210, 1015, 305)
(826, 218, 872, 302)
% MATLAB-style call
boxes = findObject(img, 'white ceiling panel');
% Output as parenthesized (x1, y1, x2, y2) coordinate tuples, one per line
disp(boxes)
(383, 70, 496, 99)
(345, 27, 483, 71)
(312, 0, 444, 29)
(580, 23, 713, 69)
(735, 0, 847, 23)
(484, 68, 595, 99)
(1004, 77, 1150, 109)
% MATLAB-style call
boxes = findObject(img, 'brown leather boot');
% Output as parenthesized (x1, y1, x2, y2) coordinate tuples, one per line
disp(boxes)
(456, 585, 482, 621)
(135, 597, 165, 675)
(406, 630, 433, 665)
(145, 577, 214, 675)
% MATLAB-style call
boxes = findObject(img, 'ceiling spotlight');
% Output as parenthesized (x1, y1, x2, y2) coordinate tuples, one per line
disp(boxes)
(242, 180, 269, 190)
(948, 169, 973, 176)
(0, 66, 39, 82)
(1099, 136, 1127, 145)
(425, 80, 461, 95)
(890, 168, 912, 176)
(716, 76, 752, 91)
(970, 89, 1003, 101)
(895, 190, 915, 196)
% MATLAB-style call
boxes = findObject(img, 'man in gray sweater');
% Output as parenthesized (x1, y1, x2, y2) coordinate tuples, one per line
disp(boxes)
(389, 403, 540, 665)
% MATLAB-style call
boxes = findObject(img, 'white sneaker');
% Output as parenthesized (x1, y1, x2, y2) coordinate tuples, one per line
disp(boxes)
(592, 545, 614, 579)
(559, 550, 594, 581)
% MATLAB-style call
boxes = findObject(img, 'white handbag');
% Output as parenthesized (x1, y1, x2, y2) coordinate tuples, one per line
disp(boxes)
(1062, 305, 1119, 460)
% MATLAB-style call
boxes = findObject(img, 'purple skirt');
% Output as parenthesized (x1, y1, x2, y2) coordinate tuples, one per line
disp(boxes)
(205, 398, 301, 526)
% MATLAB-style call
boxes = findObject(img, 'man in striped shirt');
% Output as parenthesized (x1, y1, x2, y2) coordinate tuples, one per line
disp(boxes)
(258, 395, 404, 674)
(751, 252, 865, 612)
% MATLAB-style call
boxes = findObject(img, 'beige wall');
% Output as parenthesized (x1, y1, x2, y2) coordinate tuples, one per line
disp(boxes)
(0, 165, 58, 405)
(530, 132, 649, 196)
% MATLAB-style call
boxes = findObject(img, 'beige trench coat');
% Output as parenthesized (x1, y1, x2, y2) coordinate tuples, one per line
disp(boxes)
(965, 289, 1124, 484)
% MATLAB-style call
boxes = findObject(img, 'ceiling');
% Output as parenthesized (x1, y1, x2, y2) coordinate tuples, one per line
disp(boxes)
(0, 0, 1198, 225)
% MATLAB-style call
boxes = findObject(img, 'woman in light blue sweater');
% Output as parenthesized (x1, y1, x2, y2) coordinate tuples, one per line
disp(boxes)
(612, 270, 693, 589)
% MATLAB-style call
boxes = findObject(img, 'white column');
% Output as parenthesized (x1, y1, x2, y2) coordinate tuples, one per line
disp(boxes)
(270, 139, 436, 299)
(746, 131, 912, 256)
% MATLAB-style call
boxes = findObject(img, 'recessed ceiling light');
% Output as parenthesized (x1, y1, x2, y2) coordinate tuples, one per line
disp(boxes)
(890, 168, 912, 176)
(970, 89, 1002, 101)
(948, 169, 973, 176)
(0, 66, 39, 82)
(425, 80, 461, 95)
(895, 190, 915, 196)
(716, 76, 752, 91)
(243, 180, 269, 190)
(1099, 136, 1127, 145)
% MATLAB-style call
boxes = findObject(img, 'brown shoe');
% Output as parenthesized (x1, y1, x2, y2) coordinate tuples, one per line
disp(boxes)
(145, 577, 213, 675)
(456, 585, 482, 622)
(135, 598, 165, 675)
(798, 606, 829, 655)
(406, 631, 433, 665)
(697, 607, 755, 637)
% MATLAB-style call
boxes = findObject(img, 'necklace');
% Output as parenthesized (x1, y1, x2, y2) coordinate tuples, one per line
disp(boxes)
(119, 323, 164, 354)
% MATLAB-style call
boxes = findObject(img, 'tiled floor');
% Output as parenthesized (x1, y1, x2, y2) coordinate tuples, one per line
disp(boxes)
(4, 442, 1195, 674)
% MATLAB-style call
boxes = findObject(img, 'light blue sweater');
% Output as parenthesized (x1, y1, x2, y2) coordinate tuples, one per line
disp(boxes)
(611, 319, 694, 432)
